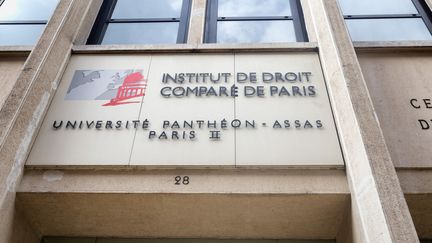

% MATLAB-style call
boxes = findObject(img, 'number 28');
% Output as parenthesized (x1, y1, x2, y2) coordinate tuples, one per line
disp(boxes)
(174, 176, 190, 185)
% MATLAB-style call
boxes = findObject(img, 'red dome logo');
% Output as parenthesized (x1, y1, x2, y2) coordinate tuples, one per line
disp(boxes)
(103, 72, 147, 106)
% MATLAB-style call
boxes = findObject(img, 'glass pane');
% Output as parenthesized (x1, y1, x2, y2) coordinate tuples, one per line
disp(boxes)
(0, 0, 59, 21)
(112, 0, 183, 19)
(102, 22, 179, 44)
(218, 0, 291, 17)
(346, 18, 432, 41)
(0, 24, 44, 45)
(217, 20, 296, 43)
(339, 0, 418, 15)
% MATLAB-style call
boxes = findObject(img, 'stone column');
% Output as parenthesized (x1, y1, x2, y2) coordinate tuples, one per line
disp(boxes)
(306, 0, 419, 242)
(426, 0, 432, 10)
(0, 1, 102, 242)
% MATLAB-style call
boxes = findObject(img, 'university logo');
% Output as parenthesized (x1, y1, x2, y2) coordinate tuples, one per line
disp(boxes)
(65, 69, 147, 106)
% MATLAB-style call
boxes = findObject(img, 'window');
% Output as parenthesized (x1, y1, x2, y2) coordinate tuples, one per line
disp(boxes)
(204, 0, 308, 43)
(88, 0, 192, 45)
(0, 0, 59, 45)
(340, 0, 432, 41)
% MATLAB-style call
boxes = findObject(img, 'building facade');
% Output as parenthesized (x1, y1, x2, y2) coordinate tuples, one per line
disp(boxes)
(0, 0, 432, 242)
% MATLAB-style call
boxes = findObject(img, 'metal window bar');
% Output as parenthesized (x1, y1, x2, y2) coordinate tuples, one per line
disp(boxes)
(204, 0, 308, 43)
(217, 16, 294, 21)
(87, 0, 191, 44)
(108, 18, 181, 23)
(343, 14, 422, 19)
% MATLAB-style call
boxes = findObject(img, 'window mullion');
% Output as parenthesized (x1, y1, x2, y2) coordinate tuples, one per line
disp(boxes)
(205, 0, 218, 43)
(87, 0, 117, 44)
(290, 0, 308, 42)
(177, 0, 192, 43)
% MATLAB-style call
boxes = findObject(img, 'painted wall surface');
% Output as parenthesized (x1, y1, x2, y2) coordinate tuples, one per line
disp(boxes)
(27, 53, 343, 167)
(358, 52, 432, 168)
(0, 56, 26, 109)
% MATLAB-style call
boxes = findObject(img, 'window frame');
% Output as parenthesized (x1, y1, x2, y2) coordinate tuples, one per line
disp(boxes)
(87, 0, 192, 45)
(204, 0, 308, 43)
(342, 0, 432, 39)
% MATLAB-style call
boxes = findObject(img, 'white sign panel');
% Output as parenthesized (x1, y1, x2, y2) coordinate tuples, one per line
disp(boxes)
(27, 53, 343, 167)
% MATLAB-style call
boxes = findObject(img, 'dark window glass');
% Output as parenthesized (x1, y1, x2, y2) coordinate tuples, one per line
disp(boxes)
(205, 0, 307, 43)
(340, 0, 432, 41)
(88, 0, 191, 45)
(0, 0, 59, 45)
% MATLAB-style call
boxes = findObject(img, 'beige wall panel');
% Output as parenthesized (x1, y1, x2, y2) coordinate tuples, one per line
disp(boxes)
(1, 195, 40, 243)
(235, 53, 343, 166)
(0, 57, 26, 109)
(130, 54, 235, 166)
(27, 55, 151, 166)
(18, 169, 348, 194)
(399, 170, 432, 238)
(358, 52, 432, 168)
(405, 194, 432, 238)
(17, 193, 348, 239)
(10, 207, 40, 243)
